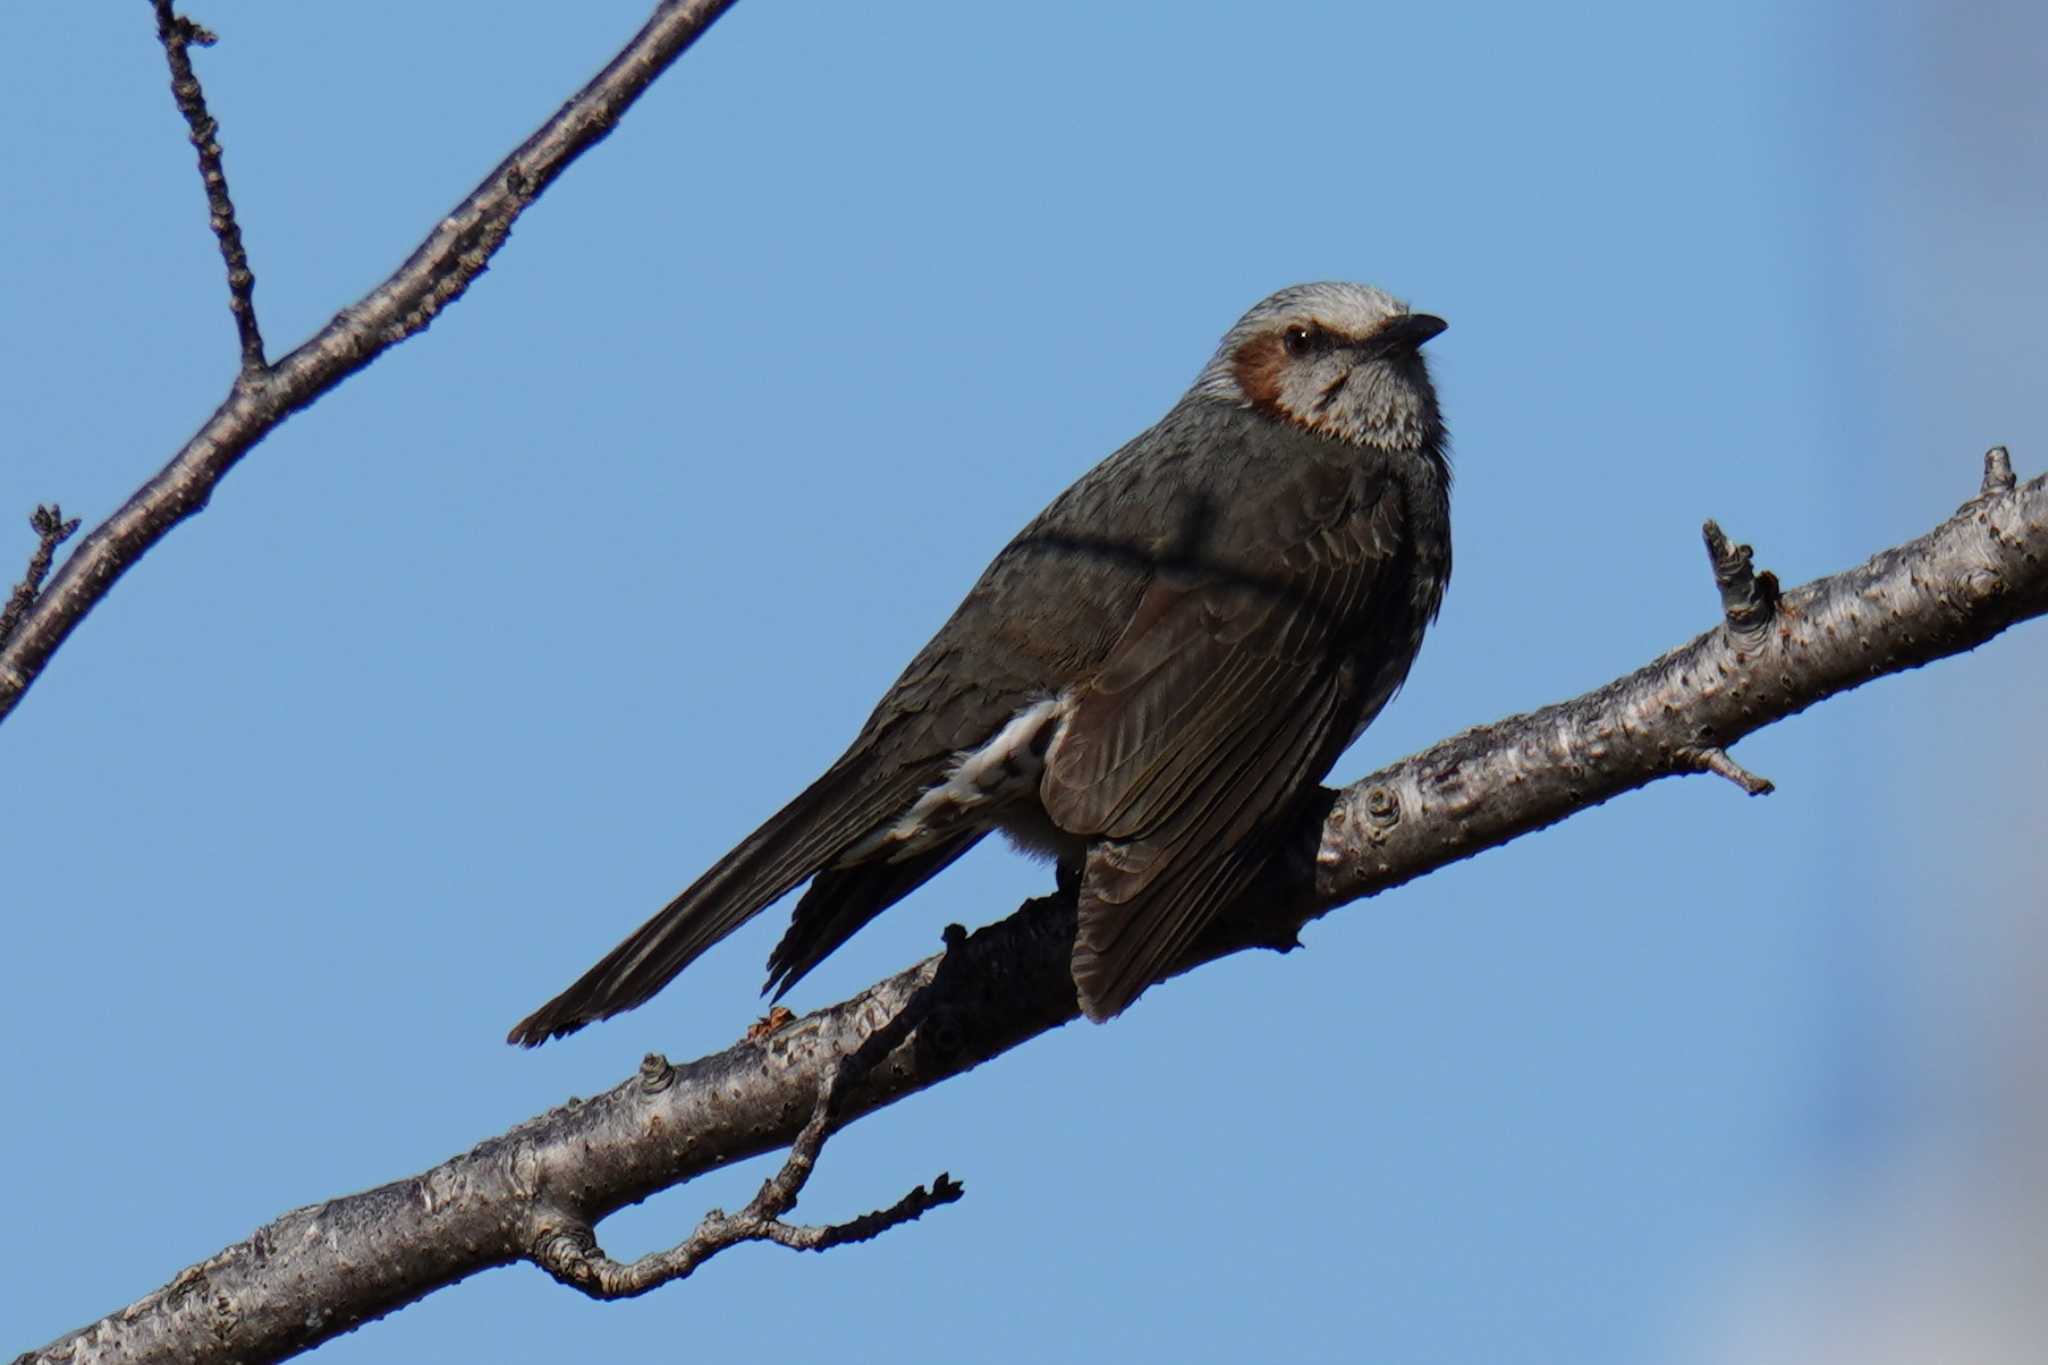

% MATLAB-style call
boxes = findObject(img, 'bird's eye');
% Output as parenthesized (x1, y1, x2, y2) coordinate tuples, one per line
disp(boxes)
(1282, 325, 1315, 357)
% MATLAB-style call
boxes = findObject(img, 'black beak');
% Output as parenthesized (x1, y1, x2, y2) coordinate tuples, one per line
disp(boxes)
(1371, 312, 1448, 354)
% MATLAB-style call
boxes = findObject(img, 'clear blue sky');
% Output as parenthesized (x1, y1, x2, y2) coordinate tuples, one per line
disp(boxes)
(5, 2, 2045, 1361)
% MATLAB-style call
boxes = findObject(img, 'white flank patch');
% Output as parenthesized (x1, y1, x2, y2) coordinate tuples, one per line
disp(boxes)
(837, 696, 1068, 865)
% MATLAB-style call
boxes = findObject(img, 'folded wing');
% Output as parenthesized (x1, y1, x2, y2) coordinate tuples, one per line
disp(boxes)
(1043, 468, 1409, 1020)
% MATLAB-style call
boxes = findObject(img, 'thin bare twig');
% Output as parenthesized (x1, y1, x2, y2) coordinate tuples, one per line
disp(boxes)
(0, 506, 81, 646)
(0, 0, 741, 728)
(149, 1, 265, 374)
(24, 451, 2048, 1365)
(1680, 745, 1776, 795)
(534, 928, 970, 1299)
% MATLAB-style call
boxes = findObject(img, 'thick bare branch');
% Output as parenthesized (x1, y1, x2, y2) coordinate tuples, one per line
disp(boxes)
(21, 945, 1028, 1365)
(23, 455, 2048, 1365)
(1299, 450, 2047, 925)
(0, 0, 740, 729)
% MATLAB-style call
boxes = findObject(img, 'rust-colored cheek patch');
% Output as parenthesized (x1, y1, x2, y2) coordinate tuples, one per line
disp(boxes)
(1230, 334, 1286, 412)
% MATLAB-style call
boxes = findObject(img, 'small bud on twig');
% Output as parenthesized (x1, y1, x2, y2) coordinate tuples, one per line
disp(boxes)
(1701, 519, 1779, 635)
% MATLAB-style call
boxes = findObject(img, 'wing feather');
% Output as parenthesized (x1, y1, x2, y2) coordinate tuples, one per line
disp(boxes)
(1046, 467, 1411, 1020)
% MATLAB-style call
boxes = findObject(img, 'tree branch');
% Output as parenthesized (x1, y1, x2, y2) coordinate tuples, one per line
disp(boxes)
(537, 927, 970, 1300)
(149, 1, 265, 373)
(1295, 454, 2047, 928)
(21, 452, 2048, 1365)
(0, 506, 81, 647)
(0, 0, 740, 729)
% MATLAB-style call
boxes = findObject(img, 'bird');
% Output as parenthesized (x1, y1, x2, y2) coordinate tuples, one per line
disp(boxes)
(508, 282, 1451, 1046)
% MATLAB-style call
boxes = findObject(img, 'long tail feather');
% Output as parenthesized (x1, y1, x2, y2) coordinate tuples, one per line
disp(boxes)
(506, 757, 924, 1046)
(763, 832, 985, 1001)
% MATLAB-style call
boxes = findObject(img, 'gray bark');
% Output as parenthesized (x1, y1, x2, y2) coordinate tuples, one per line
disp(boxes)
(0, 0, 742, 728)
(21, 454, 2046, 1365)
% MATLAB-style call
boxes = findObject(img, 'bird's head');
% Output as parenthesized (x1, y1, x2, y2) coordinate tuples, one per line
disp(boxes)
(1194, 282, 1446, 453)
